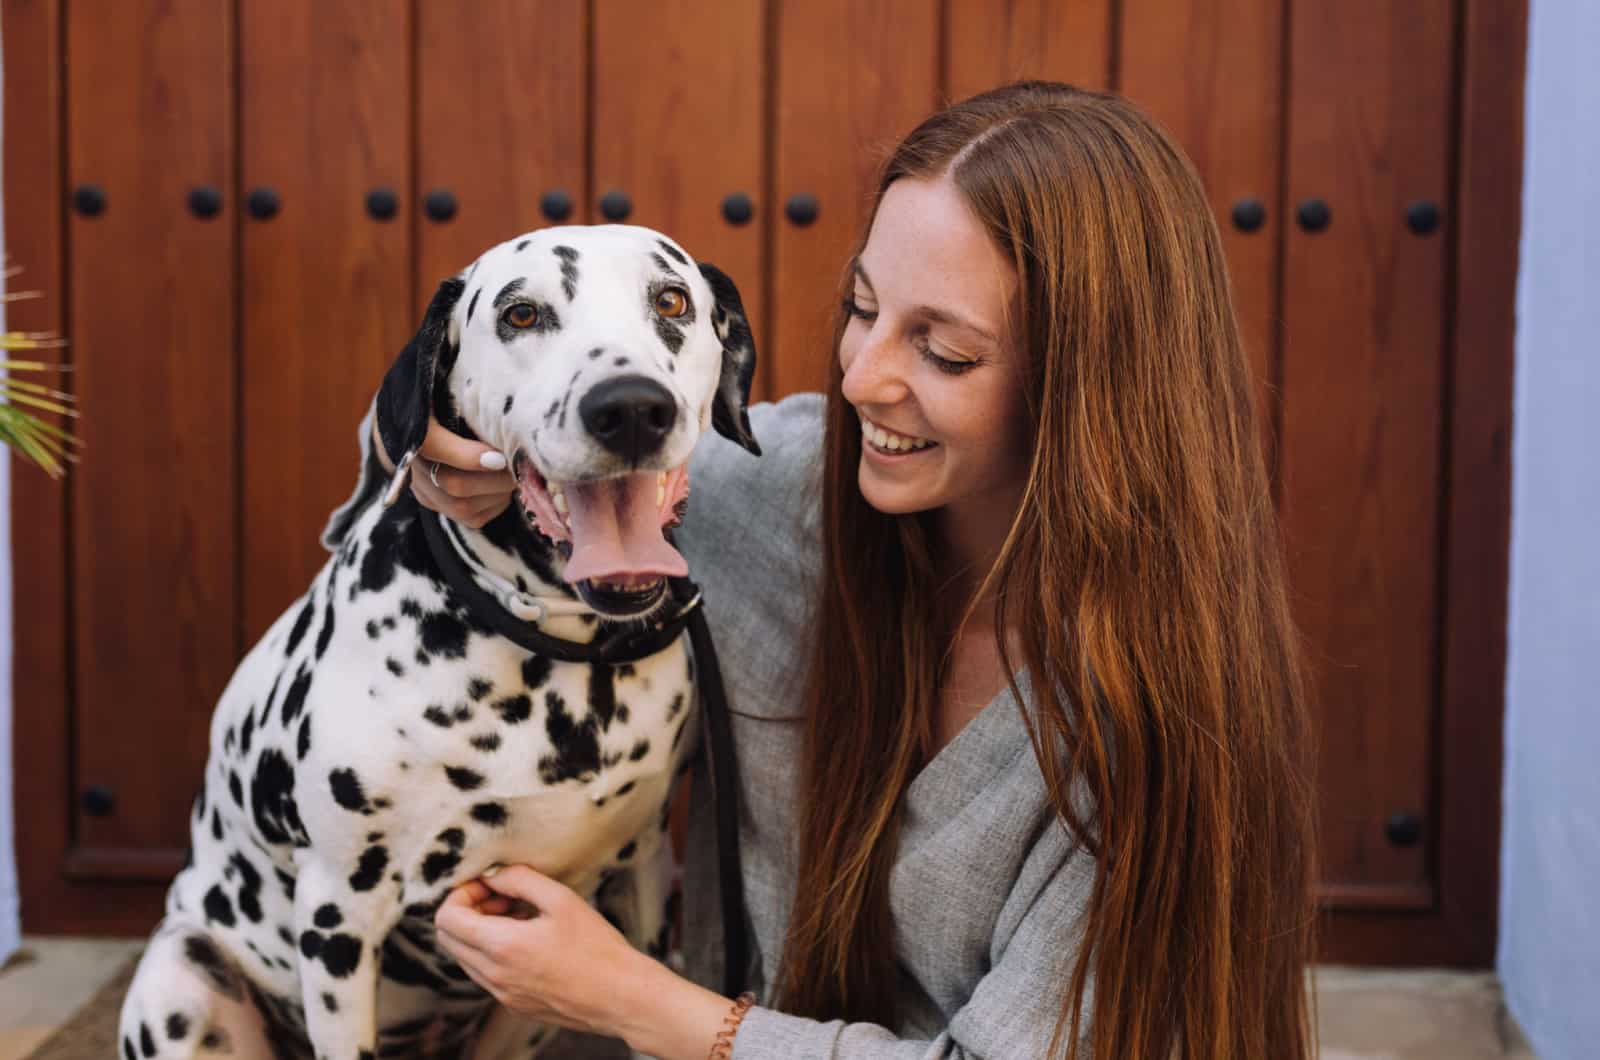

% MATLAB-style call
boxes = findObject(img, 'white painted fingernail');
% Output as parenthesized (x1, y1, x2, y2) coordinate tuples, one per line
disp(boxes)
(482, 863, 502, 877)
(479, 451, 508, 471)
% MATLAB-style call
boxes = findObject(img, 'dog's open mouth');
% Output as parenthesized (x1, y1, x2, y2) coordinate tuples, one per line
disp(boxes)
(512, 451, 691, 615)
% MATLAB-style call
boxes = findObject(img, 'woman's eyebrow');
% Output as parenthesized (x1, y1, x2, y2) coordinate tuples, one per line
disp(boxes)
(853, 260, 999, 344)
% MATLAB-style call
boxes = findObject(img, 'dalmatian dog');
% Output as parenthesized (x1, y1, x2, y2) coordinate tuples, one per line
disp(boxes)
(119, 225, 760, 1060)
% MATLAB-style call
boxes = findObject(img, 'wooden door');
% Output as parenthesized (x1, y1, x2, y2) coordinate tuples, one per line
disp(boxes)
(5, 0, 1526, 967)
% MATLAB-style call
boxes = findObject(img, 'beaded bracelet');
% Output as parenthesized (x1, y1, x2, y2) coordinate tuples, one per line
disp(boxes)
(708, 991, 757, 1059)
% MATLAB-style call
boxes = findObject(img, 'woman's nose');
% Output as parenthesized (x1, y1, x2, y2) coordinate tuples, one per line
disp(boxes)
(841, 328, 910, 407)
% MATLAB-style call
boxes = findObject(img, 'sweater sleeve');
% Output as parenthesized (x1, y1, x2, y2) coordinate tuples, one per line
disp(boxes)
(729, 833, 1095, 1060)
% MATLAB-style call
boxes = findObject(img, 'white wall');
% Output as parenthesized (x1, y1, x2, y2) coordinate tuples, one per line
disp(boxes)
(1497, 1, 1600, 1057)
(0, 18, 20, 964)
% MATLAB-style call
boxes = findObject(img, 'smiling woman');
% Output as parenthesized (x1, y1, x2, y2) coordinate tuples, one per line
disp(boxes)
(392, 80, 1316, 1060)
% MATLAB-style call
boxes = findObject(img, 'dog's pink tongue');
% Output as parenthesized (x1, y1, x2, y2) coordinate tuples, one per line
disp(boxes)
(562, 473, 687, 584)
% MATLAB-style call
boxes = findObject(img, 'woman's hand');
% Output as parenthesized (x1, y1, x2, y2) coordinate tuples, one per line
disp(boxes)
(434, 866, 646, 1036)
(374, 416, 515, 528)
(434, 866, 734, 1058)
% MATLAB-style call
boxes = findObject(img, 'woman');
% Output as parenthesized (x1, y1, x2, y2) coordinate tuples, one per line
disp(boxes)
(401, 81, 1317, 1058)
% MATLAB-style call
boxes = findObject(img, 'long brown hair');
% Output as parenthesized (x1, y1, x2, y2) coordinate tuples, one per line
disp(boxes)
(773, 81, 1318, 1059)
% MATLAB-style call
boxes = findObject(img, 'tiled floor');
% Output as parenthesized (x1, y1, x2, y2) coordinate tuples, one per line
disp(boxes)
(0, 938, 1539, 1059)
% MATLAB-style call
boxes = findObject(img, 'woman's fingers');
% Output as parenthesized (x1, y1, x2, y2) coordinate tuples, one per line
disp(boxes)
(420, 416, 509, 474)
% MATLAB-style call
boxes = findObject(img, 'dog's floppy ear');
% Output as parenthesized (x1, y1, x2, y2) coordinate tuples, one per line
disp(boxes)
(697, 262, 761, 456)
(375, 275, 466, 505)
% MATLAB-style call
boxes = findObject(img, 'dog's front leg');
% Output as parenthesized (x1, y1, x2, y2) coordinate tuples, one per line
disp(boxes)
(594, 829, 672, 962)
(292, 856, 399, 1060)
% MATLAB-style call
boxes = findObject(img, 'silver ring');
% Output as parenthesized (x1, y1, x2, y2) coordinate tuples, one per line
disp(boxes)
(428, 460, 442, 489)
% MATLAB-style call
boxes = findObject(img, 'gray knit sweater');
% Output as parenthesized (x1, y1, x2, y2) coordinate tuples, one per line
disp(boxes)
(663, 394, 1095, 1058)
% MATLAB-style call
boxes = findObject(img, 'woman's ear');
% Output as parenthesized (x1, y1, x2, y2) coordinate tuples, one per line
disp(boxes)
(375, 275, 466, 504)
(698, 262, 761, 456)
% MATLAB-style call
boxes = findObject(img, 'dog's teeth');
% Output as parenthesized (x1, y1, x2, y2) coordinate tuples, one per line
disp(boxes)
(552, 491, 568, 515)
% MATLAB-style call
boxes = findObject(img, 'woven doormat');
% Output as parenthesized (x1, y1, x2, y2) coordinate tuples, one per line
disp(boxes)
(22, 952, 140, 1060)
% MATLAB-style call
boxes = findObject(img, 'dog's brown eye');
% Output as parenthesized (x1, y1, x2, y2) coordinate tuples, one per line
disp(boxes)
(503, 304, 539, 329)
(655, 288, 688, 318)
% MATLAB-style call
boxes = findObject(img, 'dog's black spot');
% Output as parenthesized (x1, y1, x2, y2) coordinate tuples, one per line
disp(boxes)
(203, 885, 236, 927)
(589, 664, 618, 729)
(470, 801, 507, 826)
(322, 991, 338, 1013)
(544, 398, 560, 424)
(123, 1036, 137, 1060)
(166, 1012, 189, 1041)
(423, 705, 454, 728)
(650, 251, 677, 275)
(654, 316, 685, 355)
(183, 934, 245, 1000)
(553, 246, 581, 301)
(492, 693, 532, 724)
(468, 677, 493, 701)
(523, 654, 553, 690)
(222, 725, 235, 754)
(629, 738, 651, 762)
(445, 766, 484, 791)
(274, 868, 296, 900)
(400, 598, 424, 620)
(539, 690, 600, 784)
(286, 597, 315, 656)
(239, 708, 256, 756)
(414, 648, 430, 667)
(314, 903, 343, 929)
(230, 851, 264, 922)
(279, 665, 313, 726)
(200, 1029, 228, 1050)
(314, 595, 337, 659)
(503, 395, 514, 414)
(420, 610, 469, 659)
(655, 239, 687, 265)
(618, 663, 636, 678)
(386, 657, 405, 677)
(466, 288, 481, 326)
(313, 932, 363, 978)
(210, 808, 224, 841)
(228, 771, 243, 807)
(470, 731, 501, 752)
(329, 768, 370, 813)
(588, 346, 603, 360)
(613, 356, 631, 368)
(616, 703, 631, 725)
(553, 245, 579, 262)
(139, 1022, 156, 1057)
(262, 669, 284, 718)
(349, 845, 389, 891)
(667, 691, 686, 719)
(671, 713, 689, 750)
(617, 840, 636, 861)
(297, 715, 312, 760)
(367, 831, 383, 842)
(422, 848, 462, 885)
(616, 780, 636, 797)
(251, 749, 311, 848)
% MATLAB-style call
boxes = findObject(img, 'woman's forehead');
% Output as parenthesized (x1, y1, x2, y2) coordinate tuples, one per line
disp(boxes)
(860, 177, 1014, 327)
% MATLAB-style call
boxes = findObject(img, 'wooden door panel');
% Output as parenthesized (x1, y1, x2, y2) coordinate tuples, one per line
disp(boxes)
(66, 0, 236, 855)
(593, 0, 767, 395)
(417, 0, 588, 308)
(946, 0, 1112, 100)
(1120, 0, 1284, 474)
(769, 0, 940, 398)
(1279, 0, 1455, 905)
(239, 0, 413, 643)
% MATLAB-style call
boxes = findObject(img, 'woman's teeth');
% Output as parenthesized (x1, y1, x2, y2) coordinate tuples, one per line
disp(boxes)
(862, 417, 935, 452)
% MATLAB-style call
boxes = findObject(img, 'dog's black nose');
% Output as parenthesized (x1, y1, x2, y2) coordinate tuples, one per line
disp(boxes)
(578, 375, 678, 462)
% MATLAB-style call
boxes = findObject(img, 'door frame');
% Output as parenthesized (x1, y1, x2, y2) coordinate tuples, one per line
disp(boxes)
(4, 0, 1526, 962)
